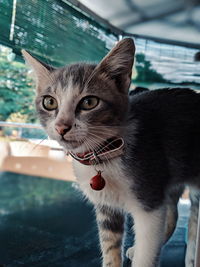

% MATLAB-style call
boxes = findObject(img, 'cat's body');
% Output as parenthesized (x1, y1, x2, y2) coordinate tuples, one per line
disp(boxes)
(125, 88, 200, 207)
(22, 38, 200, 267)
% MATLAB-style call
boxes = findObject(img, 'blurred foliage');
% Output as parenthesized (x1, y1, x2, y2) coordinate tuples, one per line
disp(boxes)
(0, 46, 36, 122)
(134, 53, 167, 83)
(7, 112, 28, 123)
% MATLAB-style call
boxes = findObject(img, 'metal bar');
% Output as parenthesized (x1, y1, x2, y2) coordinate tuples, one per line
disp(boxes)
(0, 121, 42, 129)
(0, 121, 65, 151)
(125, 33, 200, 50)
(120, 5, 186, 29)
(9, 0, 17, 41)
(195, 200, 200, 267)
(61, 0, 124, 36)
(124, 0, 147, 19)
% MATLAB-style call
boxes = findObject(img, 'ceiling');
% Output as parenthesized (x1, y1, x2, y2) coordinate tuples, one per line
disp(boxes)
(78, 0, 200, 47)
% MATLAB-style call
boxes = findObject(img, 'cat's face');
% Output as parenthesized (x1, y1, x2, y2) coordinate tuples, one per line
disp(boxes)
(22, 38, 135, 153)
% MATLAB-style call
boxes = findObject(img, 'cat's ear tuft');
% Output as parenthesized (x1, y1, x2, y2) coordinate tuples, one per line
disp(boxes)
(96, 38, 135, 93)
(22, 50, 54, 90)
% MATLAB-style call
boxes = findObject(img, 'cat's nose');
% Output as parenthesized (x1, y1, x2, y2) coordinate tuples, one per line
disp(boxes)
(55, 124, 72, 136)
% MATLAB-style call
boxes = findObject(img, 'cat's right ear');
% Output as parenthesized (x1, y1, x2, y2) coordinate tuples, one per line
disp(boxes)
(22, 50, 54, 91)
(95, 38, 135, 94)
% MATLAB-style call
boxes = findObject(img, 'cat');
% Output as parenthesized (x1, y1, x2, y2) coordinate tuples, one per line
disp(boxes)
(22, 38, 200, 267)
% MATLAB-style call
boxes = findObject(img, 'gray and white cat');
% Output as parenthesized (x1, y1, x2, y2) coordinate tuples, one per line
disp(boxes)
(22, 38, 200, 267)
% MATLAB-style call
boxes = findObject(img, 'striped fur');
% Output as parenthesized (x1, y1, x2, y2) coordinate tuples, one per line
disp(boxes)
(96, 206, 124, 267)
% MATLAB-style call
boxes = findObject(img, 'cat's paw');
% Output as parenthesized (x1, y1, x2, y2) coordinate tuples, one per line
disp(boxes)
(126, 246, 135, 260)
(185, 257, 195, 267)
(185, 240, 195, 267)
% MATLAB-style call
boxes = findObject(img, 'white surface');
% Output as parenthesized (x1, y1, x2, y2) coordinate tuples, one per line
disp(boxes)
(79, 0, 200, 46)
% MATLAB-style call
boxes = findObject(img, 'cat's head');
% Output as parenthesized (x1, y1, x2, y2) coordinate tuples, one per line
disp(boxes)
(22, 38, 135, 153)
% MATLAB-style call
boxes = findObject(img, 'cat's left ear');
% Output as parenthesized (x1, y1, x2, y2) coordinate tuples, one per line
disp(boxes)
(22, 50, 55, 91)
(96, 38, 135, 93)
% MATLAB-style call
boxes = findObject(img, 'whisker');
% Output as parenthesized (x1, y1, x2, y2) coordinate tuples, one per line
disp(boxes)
(89, 128, 115, 134)
(83, 66, 99, 89)
(88, 126, 116, 133)
(84, 139, 95, 153)
(86, 135, 113, 164)
(88, 133, 119, 164)
(29, 138, 47, 155)
(88, 125, 124, 129)
(87, 138, 112, 164)
(88, 133, 109, 146)
(88, 132, 118, 150)
(88, 136, 112, 164)
(87, 124, 124, 131)
(87, 135, 103, 151)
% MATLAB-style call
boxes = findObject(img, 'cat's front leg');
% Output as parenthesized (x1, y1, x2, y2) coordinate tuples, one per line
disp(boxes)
(185, 188, 200, 267)
(95, 205, 125, 267)
(130, 204, 166, 267)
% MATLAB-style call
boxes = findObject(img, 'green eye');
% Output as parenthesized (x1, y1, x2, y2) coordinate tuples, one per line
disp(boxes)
(43, 96, 58, 110)
(79, 96, 99, 110)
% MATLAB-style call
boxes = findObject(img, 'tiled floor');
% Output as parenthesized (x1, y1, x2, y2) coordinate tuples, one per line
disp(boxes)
(0, 172, 189, 266)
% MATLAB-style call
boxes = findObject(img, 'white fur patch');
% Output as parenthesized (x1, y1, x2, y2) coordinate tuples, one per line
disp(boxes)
(73, 157, 134, 210)
(126, 246, 135, 260)
(185, 240, 196, 267)
(128, 206, 166, 267)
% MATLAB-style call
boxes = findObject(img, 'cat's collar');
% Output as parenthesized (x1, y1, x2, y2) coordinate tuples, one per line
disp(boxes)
(69, 137, 124, 165)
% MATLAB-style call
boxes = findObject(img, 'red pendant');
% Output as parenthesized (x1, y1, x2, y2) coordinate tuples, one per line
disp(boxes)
(90, 171, 105, 191)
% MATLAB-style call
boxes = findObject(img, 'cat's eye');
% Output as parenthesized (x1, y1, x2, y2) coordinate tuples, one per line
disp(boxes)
(79, 96, 99, 110)
(42, 96, 58, 111)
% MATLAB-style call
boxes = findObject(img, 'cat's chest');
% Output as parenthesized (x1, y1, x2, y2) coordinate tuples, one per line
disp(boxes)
(73, 158, 134, 210)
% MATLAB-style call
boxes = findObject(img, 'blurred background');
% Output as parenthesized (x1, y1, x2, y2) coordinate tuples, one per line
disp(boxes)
(0, 0, 199, 266)
(1, 0, 200, 128)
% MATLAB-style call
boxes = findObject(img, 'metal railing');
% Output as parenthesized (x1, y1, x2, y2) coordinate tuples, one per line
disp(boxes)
(0, 121, 42, 129)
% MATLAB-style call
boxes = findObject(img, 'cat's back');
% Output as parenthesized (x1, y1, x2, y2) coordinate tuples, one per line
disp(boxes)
(128, 88, 200, 124)
(127, 88, 200, 182)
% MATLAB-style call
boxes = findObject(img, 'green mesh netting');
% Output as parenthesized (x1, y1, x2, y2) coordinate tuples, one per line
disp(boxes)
(0, 0, 118, 66)
(0, 0, 119, 123)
